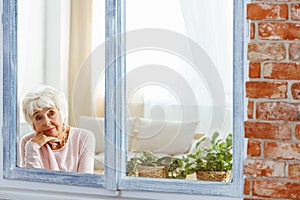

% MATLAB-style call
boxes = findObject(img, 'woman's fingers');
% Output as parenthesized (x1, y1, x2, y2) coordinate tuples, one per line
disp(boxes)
(31, 133, 59, 147)
(30, 132, 45, 146)
(47, 137, 60, 143)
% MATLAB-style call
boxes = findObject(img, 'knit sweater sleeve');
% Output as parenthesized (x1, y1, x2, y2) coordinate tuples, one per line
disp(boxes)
(77, 130, 95, 173)
(24, 141, 45, 169)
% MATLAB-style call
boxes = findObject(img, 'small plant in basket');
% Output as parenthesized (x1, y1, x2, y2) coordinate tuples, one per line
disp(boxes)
(183, 132, 233, 182)
(126, 151, 186, 179)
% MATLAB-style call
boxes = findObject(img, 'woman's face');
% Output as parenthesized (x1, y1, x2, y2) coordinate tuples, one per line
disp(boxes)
(32, 107, 63, 137)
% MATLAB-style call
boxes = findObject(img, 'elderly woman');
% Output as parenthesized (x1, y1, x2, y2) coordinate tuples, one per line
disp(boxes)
(19, 85, 95, 173)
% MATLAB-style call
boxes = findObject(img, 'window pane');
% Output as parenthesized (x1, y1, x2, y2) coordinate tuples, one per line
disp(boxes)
(125, 0, 233, 181)
(17, 0, 106, 175)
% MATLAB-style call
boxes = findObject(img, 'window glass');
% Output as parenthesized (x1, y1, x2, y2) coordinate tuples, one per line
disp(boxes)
(3, 0, 244, 196)
(17, 0, 106, 175)
(125, 0, 234, 182)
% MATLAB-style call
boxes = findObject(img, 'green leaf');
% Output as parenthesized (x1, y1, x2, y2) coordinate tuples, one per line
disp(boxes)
(196, 136, 206, 148)
(226, 133, 233, 147)
(181, 132, 233, 173)
(211, 131, 219, 145)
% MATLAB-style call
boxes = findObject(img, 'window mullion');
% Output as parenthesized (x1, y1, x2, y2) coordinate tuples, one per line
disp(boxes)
(104, 0, 126, 190)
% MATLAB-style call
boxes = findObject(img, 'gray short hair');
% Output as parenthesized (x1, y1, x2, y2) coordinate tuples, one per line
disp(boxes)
(22, 85, 68, 126)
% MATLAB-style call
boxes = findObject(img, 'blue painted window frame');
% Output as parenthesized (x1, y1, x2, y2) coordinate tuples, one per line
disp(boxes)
(2, 0, 244, 197)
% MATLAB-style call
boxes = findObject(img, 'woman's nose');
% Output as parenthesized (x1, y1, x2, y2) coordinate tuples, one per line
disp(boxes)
(42, 117, 51, 125)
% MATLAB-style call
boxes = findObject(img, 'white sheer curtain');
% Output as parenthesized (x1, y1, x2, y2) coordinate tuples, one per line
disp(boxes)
(68, 0, 93, 126)
(180, 0, 233, 137)
(180, 0, 233, 107)
(125, 0, 233, 136)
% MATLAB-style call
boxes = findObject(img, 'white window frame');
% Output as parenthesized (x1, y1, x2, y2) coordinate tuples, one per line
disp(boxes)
(2, 0, 245, 198)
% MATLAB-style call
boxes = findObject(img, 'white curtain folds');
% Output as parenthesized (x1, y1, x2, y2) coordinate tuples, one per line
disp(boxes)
(180, 0, 233, 137)
(180, 0, 233, 107)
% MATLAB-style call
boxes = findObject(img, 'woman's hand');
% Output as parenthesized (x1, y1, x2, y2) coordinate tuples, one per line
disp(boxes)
(31, 132, 60, 147)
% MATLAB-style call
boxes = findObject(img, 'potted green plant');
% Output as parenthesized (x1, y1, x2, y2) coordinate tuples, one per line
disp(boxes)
(183, 132, 233, 182)
(126, 151, 186, 179)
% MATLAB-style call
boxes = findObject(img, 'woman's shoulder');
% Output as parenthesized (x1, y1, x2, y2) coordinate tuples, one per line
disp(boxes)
(20, 132, 36, 143)
(69, 127, 94, 138)
(69, 127, 95, 146)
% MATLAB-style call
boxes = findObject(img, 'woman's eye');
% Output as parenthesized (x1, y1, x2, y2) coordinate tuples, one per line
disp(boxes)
(48, 110, 55, 117)
(35, 115, 42, 121)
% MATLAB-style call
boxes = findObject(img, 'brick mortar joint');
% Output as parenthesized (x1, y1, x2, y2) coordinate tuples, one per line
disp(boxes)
(243, 176, 300, 183)
(247, 138, 298, 143)
(249, 2, 299, 5)
(246, 98, 300, 103)
(248, 39, 296, 43)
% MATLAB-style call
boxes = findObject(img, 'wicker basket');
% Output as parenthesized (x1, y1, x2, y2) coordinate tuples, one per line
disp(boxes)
(196, 171, 231, 182)
(137, 165, 167, 178)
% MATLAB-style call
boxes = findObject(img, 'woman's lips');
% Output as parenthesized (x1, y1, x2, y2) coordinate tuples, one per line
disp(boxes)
(43, 127, 55, 134)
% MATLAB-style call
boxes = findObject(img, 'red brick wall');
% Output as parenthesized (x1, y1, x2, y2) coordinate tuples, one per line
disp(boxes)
(245, 1, 300, 199)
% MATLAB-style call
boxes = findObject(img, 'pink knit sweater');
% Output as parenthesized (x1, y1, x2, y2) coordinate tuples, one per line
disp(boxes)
(20, 127, 95, 173)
